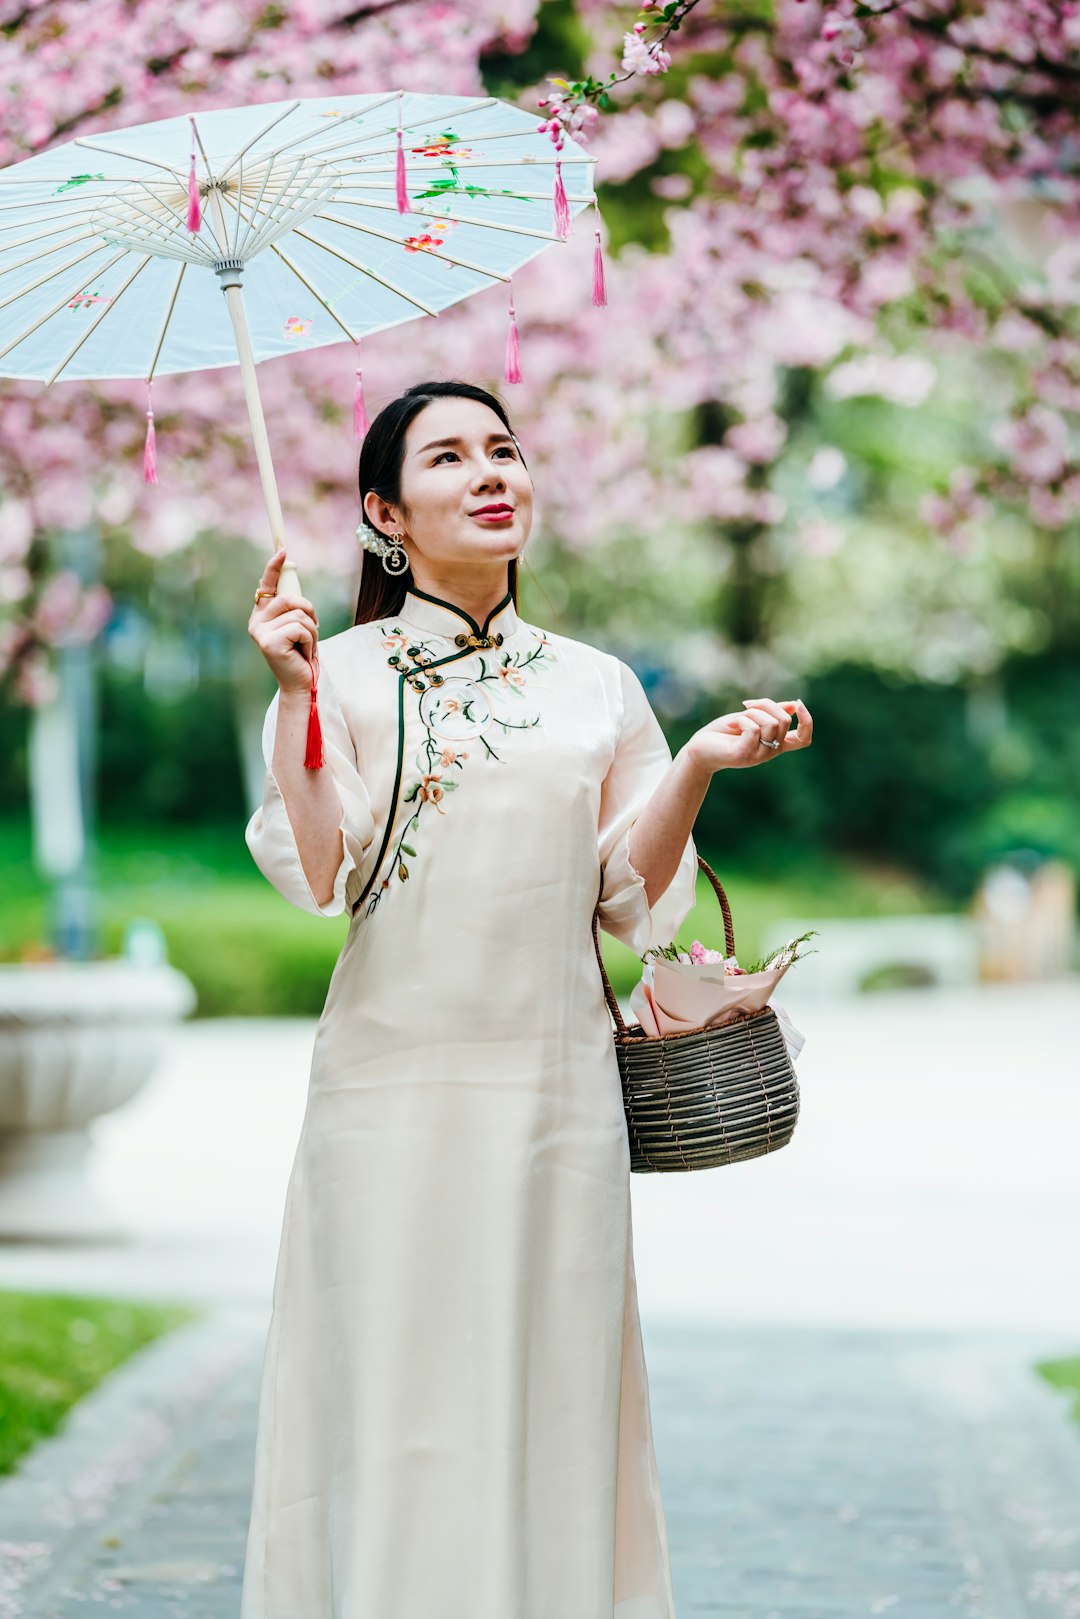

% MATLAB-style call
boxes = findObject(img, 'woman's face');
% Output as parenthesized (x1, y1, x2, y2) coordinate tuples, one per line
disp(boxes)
(364, 396, 534, 574)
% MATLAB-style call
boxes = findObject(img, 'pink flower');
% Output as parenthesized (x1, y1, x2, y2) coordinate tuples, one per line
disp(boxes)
(621, 30, 671, 75)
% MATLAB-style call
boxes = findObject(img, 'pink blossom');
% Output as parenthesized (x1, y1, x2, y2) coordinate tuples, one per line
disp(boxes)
(992, 404, 1071, 484)
(621, 29, 672, 75)
(726, 414, 788, 464)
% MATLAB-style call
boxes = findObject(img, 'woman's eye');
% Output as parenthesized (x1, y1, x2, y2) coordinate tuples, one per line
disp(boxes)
(432, 446, 516, 464)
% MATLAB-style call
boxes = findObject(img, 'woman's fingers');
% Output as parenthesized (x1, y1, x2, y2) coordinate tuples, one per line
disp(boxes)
(260, 610, 318, 649)
(267, 620, 314, 654)
(259, 592, 319, 624)
(742, 697, 813, 749)
(257, 548, 287, 594)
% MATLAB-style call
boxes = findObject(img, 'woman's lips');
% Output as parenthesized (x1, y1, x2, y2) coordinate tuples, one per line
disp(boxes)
(471, 507, 514, 522)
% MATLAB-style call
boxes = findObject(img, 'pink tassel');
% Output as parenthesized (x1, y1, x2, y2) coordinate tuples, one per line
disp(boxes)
(186, 117, 201, 233)
(354, 362, 369, 439)
(553, 154, 571, 241)
(505, 286, 522, 384)
(143, 381, 158, 484)
(592, 197, 607, 307)
(396, 92, 412, 214)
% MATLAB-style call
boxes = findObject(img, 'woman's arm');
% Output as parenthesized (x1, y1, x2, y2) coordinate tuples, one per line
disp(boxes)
(626, 696, 813, 907)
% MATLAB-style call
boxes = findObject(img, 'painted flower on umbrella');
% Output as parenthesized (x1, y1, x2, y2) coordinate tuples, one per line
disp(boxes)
(284, 315, 313, 338)
(411, 131, 474, 158)
(403, 226, 455, 255)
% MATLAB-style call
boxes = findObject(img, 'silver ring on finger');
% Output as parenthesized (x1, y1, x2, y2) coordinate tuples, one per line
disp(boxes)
(760, 736, 781, 750)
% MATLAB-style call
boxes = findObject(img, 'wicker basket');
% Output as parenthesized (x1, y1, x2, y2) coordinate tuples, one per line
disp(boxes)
(592, 854, 801, 1174)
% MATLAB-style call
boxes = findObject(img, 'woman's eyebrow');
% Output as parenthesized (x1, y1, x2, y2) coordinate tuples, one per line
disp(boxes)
(416, 433, 516, 455)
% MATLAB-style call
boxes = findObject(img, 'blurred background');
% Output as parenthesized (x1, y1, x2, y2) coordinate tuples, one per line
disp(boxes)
(0, 2, 1078, 1608)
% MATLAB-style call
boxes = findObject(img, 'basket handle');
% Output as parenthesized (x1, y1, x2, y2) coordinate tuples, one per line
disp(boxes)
(591, 853, 736, 1035)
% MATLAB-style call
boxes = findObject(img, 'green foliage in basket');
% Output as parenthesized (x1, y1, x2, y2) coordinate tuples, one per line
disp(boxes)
(643, 929, 820, 975)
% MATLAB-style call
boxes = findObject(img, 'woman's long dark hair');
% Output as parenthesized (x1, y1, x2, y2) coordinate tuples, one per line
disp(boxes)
(354, 379, 525, 627)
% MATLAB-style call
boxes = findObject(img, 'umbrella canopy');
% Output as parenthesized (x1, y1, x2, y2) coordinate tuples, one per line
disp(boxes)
(0, 88, 602, 769)
(0, 89, 598, 382)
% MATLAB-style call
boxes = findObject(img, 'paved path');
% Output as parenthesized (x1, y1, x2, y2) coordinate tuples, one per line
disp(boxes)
(1, 985, 1078, 1613)
(1, 1308, 1079, 1618)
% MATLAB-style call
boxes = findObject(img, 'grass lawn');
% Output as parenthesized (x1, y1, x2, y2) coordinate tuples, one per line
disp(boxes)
(1036, 1356, 1080, 1426)
(3, 817, 953, 1014)
(0, 1289, 206, 1477)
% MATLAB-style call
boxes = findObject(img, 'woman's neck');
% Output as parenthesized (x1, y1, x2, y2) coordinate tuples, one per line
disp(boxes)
(406, 563, 511, 626)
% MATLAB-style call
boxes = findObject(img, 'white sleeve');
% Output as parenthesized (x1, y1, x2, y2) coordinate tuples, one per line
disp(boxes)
(244, 663, 376, 917)
(596, 658, 698, 955)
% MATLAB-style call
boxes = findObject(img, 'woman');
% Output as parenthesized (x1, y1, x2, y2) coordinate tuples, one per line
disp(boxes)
(241, 378, 812, 1619)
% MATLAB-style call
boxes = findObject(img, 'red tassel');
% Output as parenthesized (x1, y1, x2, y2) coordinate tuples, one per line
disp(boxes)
(305, 655, 325, 770)
(504, 286, 522, 384)
(143, 381, 158, 484)
(354, 362, 369, 439)
(396, 92, 412, 214)
(187, 117, 201, 233)
(553, 154, 571, 241)
(592, 198, 607, 307)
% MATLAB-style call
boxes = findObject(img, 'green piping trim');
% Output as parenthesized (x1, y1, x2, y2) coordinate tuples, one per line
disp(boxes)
(352, 639, 486, 914)
(403, 586, 514, 638)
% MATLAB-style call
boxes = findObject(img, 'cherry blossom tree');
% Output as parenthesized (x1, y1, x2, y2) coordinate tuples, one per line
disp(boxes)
(2, 0, 1080, 707)
(516, 0, 1080, 665)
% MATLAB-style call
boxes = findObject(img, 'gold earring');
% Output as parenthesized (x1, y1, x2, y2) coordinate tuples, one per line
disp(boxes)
(381, 529, 409, 577)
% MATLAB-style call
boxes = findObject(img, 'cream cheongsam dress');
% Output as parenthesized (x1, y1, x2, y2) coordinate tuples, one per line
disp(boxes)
(241, 581, 698, 1619)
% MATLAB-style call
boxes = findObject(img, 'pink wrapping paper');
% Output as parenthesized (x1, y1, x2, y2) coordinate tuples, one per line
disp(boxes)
(629, 956, 806, 1062)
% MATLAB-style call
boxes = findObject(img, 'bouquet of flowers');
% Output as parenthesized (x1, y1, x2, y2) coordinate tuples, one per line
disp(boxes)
(629, 930, 818, 1063)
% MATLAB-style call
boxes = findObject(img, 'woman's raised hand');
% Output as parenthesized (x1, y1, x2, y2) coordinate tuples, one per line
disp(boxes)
(685, 697, 813, 774)
(248, 548, 320, 695)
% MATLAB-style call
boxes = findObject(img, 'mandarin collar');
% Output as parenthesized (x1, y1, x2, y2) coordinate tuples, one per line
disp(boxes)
(398, 585, 519, 643)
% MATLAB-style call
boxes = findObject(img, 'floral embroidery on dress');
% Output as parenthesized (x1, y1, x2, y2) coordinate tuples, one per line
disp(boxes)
(363, 623, 557, 915)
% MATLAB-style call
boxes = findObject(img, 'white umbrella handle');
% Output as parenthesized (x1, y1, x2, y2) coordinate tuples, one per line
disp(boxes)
(205, 188, 302, 599)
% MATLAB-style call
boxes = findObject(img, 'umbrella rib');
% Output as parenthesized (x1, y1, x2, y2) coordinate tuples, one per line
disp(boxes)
(263, 94, 496, 167)
(234, 153, 306, 255)
(0, 226, 100, 270)
(323, 197, 578, 243)
(237, 154, 310, 258)
(331, 154, 597, 173)
(223, 91, 399, 175)
(146, 260, 187, 382)
(45, 252, 155, 385)
(322, 120, 585, 166)
(106, 184, 219, 264)
(0, 201, 97, 225)
(288, 228, 442, 317)
(299, 216, 509, 286)
(336, 182, 594, 205)
(213, 99, 302, 188)
(73, 137, 184, 184)
(188, 118, 232, 259)
(235, 159, 278, 260)
(0, 240, 118, 314)
(269, 243, 362, 342)
(0, 246, 129, 361)
(0, 174, 147, 186)
(232, 152, 245, 256)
